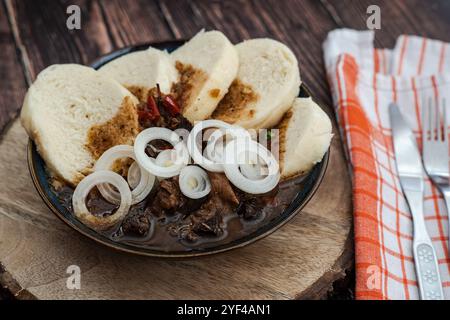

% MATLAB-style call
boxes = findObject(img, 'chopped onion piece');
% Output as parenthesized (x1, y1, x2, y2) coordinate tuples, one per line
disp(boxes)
(223, 140, 280, 194)
(188, 120, 250, 172)
(134, 127, 190, 178)
(239, 152, 269, 180)
(127, 162, 140, 189)
(94, 145, 155, 205)
(153, 149, 179, 181)
(72, 170, 132, 231)
(155, 149, 178, 167)
(179, 166, 211, 199)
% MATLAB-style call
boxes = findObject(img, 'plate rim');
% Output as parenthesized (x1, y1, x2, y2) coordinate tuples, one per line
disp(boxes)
(26, 40, 330, 258)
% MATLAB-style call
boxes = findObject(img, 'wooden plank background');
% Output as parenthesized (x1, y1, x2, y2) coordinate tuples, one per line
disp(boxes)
(1, 0, 450, 299)
(2, 0, 450, 135)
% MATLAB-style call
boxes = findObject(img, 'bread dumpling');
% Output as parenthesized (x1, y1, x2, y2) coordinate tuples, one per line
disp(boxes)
(171, 30, 239, 122)
(278, 97, 332, 178)
(21, 64, 140, 186)
(213, 38, 301, 129)
(98, 47, 178, 101)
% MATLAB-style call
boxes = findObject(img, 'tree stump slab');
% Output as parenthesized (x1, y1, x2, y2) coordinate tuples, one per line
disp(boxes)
(0, 119, 352, 299)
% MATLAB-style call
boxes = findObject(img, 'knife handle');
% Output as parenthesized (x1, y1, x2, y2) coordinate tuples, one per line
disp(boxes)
(403, 186, 444, 300)
(441, 188, 450, 256)
(413, 239, 444, 300)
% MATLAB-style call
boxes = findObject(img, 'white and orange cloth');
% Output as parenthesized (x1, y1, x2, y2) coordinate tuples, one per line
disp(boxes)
(323, 29, 450, 300)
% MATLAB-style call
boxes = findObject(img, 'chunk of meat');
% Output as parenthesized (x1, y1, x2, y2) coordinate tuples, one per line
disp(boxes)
(122, 212, 151, 236)
(180, 173, 240, 241)
(146, 178, 186, 217)
(159, 179, 184, 210)
(208, 172, 239, 206)
(190, 201, 224, 235)
(236, 186, 279, 220)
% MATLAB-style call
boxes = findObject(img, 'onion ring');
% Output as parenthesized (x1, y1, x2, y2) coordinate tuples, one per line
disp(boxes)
(204, 126, 251, 166)
(155, 149, 178, 167)
(239, 152, 269, 180)
(94, 145, 155, 205)
(154, 149, 179, 181)
(134, 127, 190, 178)
(188, 120, 250, 172)
(127, 162, 141, 189)
(179, 165, 211, 199)
(223, 140, 280, 194)
(72, 170, 132, 231)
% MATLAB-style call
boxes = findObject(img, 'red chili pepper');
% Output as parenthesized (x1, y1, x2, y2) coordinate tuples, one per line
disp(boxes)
(162, 95, 181, 116)
(138, 95, 160, 123)
(147, 95, 161, 121)
(148, 95, 161, 118)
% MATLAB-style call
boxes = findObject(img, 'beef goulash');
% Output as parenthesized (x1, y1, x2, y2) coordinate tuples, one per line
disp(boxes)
(20, 30, 332, 251)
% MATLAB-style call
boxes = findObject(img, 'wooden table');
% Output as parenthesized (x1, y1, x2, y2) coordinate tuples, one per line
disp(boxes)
(1, 0, 449, 300)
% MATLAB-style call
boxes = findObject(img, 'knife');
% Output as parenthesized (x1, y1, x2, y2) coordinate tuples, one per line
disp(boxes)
(389, 102, 444, 300)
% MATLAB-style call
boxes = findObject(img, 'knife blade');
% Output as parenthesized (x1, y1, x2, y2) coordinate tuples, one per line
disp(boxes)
(389, 102, 444, 300)
(389, 103, 423, 182)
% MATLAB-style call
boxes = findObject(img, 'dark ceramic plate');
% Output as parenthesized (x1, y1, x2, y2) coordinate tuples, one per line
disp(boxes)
(27, 41, 330, 258)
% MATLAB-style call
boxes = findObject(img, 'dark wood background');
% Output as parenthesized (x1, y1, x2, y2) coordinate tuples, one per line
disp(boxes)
(1, 0, 450, 299)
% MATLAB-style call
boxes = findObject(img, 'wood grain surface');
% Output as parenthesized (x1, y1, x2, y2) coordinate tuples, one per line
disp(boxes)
(0, 0, 26, 136)
(0, 0, 448, 300)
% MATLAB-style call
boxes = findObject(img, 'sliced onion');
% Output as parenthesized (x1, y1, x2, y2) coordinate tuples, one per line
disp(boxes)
(153, 149, 179, 181)
(155, 149, 178, 167)
(134, 127, 190, 178)
(204, 126, 250, 165)
(187, 120, 231, 172)
(94, 145, 155, 205)
(187, 120, 250, 172)
(127, 162, 140, 189)
(239, 152, 269, 180)
(72, 170, 132, 231)
(223, 140, 280, 194)
(204, 137, 225, 164)
(179, 166, 211, 199)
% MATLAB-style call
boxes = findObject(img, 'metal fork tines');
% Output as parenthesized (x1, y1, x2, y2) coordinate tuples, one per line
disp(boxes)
(422, 97, 450, 247)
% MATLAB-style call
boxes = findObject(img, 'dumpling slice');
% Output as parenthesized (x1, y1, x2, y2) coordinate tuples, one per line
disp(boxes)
(171, 30, 239, 122)
(98, 47, 178, 101)
(21, 64, 140, 186)
(213, 38, 301, 129)
(278, 97, 332, 178)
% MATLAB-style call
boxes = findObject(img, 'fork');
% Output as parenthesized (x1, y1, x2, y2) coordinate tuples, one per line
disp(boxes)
(422, 97, 450, 250)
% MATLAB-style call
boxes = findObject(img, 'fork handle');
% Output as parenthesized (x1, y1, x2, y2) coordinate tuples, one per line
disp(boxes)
(413, 238, 444, 300)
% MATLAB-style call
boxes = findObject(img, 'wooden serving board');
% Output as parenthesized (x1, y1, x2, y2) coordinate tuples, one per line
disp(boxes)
(0, 118, 352, 300)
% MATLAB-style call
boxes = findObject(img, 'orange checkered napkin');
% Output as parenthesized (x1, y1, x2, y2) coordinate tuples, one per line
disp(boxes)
(323, 29, 450, 300)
